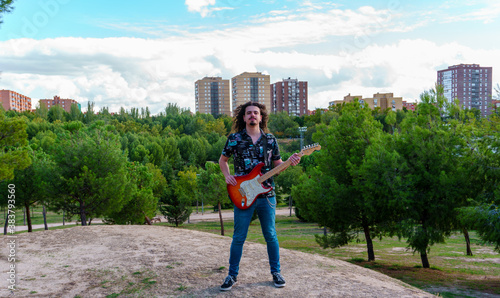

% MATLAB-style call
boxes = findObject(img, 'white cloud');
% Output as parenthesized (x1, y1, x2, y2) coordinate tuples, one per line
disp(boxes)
(314, 39, 500, 106)
(1, 5, 499, 113)
(184, 0, 233, 18)
(445, 2, 500, 24)
(425, 0, 500, 24)
(185, 0, 215, 13)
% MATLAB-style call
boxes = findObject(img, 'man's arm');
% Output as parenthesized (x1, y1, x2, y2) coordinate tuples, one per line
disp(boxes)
(219, 154, 237, 186)
(272, 153, 301, 173)
(273, 159, 283, 167)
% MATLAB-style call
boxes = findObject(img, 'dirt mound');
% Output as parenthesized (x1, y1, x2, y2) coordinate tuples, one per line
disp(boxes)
(1, 225, 434, 297)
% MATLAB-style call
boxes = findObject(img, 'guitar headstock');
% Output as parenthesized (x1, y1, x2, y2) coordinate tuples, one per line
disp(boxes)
(299, 143, 321, 156)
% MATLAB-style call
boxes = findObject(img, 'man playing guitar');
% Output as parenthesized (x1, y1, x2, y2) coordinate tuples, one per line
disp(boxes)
(218, 101, 301, 291)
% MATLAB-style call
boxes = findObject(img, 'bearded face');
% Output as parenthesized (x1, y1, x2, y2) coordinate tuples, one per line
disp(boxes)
(244, 105, 262, 127)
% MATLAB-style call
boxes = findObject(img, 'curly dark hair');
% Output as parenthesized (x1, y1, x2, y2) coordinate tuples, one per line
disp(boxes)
(232, 101, 269, 133)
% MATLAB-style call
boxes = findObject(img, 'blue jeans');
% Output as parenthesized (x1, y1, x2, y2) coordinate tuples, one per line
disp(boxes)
(228, 196, 280, 277)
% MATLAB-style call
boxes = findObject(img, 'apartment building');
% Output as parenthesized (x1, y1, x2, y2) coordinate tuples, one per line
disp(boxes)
(437, 64, 493, 117)
(271, 78, 308, 116)
(195, 77, 231, 117)
(371, 93, 403, 111)
(231, 72, 271, 114)
(402, 101, 416, 111)
(39, 95, 80, 113)
(0, 89, 32, 112)
(331, 93, 403, 111)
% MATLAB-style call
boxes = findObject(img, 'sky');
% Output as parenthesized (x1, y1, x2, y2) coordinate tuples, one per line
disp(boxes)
(1, 0, 499, 114)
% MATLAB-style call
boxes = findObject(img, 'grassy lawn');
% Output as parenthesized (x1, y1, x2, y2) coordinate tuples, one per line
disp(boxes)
(177, 214, 500, 297)
(1, 206, 71, 226)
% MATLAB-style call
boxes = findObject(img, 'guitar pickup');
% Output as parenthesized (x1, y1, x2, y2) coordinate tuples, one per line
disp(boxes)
(239, 188, 246, 197)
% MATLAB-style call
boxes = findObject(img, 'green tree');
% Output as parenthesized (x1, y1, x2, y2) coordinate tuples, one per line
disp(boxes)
(320, 109, 338, 126)
(47, 105, 67, 122)
(98, 106, 112, 121)
(162, 137, 182, 169)
(1, 150, 57, 232)
(384, 110, 397, 134)
(165, 103, 181, 116)
(459, 114, 500, 250)
(274, 164, 303, 206)
(83, 102, 95, 124)
(30, 129, 57, 154)
(105, 162, 164, 224)
(292, 167, 333, 224)
(447, 113, 498, 255)
(197, 161, 229, 235)
(177, 169, 198, 206)
(354, 136, 408, 236)
(68, 103, 82, 121)
(293, 100, 385, 261)
(160, 169, 197, 227)
(160, 180, 191, 227)
(146, 142, 164, 167)
(35, 104, 49, 120)
(303, 108, 324, 127)
(63, 121, 84, 134)
(388, 99, 469, 268)
(207, 135, 227, 162)
(0, 111, 31, 180)
(52, 128, 130, 225)
(178, 135, 196, 161)
(145, 163, 168, 199)
(473, 204, 500, 251)
(131, 144, 150, 164)
(457, 204, 482, 256)
(0, 0, 14, 25)
(269, 112, 299, 138)
(177, 135, 209, 167)
(204, 118, 228, 137)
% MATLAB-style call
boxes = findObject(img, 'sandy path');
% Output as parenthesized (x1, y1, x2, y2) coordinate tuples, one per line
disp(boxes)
(0, 224, 434, 297)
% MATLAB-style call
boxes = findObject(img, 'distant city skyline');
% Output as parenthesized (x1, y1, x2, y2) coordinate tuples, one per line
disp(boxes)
(437, 64, 493, 117)
(0, 0, 499, 113)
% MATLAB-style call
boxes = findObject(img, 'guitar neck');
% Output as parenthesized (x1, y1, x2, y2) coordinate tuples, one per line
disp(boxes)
(257, 153, 301, 184)
(255, 143, 320, 184)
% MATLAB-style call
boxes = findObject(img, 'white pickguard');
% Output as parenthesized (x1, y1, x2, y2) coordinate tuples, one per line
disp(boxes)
(239, 175, 270, 208)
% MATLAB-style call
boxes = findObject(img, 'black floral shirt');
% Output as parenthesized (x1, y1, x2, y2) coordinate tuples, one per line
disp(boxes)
(221, 129, 281, 197)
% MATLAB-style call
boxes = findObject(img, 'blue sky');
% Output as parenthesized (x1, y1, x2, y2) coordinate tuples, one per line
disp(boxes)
(1, 0, 499, 113)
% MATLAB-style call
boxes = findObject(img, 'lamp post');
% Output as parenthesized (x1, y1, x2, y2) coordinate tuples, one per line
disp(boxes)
(298, 126, 307, 149)
(293, 127, 307, 217)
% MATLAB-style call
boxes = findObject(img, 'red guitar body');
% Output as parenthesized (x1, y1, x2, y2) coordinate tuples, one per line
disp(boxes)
(227, 163, 271, 210)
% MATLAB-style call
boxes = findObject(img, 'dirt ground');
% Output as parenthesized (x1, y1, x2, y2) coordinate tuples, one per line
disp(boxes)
(0, 225, 435, 297)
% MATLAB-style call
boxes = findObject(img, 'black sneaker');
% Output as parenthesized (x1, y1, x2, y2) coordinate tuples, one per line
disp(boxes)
(220, 275, 237, 291)
(272, 272, 286, 288)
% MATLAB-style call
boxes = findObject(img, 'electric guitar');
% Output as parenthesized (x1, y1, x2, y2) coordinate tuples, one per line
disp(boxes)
(227, 144, 321, 210)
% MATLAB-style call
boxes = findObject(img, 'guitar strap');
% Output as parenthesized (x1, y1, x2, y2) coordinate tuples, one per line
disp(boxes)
(262, 131, 269, 170)
(262, 132, 275, 204)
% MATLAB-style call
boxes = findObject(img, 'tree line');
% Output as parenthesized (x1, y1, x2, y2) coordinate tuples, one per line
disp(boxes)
(292, 86, 500, 268)
(0, 102, 319, 233)
(1, 88, 499, 268)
